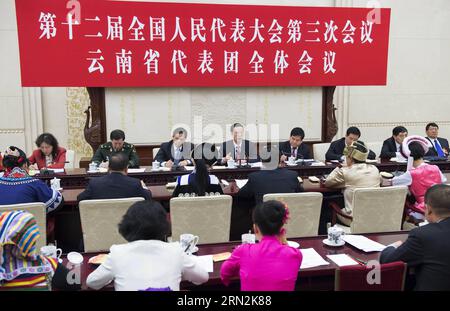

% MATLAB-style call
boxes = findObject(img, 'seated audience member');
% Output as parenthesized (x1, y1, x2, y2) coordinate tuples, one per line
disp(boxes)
(324, 141, 380, 226)
(86, 201, 209, 291)
(326, 126, 376, 161)
(392, 136, 446, 220)
(77, 154, 151, 201)
(279, 127, 311, 163)
(172, 143, 223, 197)
(380, 184, 450, 291)
(237, 166, 303, 207)
(0, 211, 76, 290)
(424, 122, 449, 157)
(0, 153, 3, 171)
(28, 133, 67, 170)
(92, 129, 139, 169)
(221, 200, 302, 291)
(154, 127, 194, 168)
(0, 146, 62, 213)
(221, 123, 260, 164)
(380, 126, 408, 159)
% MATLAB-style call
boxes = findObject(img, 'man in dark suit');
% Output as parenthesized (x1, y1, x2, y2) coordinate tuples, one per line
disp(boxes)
(237, 168, 304, 206)
(380, 126, 408, 159)
(279, 127, 311, 162)
(154, 127, 195, 168)
(325, 126, 376, 161)
(77, 154, 152, 201)
(424, 122, 449, 157)
(380, 184, 450, 291)
(221, 123, 260, 164)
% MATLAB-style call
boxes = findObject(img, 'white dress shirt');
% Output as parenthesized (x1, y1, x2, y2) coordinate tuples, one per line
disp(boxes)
(86, 240, 209, 291)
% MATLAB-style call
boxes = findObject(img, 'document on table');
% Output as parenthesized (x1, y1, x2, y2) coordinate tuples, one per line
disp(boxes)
(184, 166, 195, 171)
(235, 179, 249, 189)
(127, 168, 146, 173)
(326, 254, 359, 267)
(47, 168, 65, 173)
(343, 235, 386, 252)
(250, 162, 263, 168)
(193, 255, 214, 273)
(299, 248, 330, 270)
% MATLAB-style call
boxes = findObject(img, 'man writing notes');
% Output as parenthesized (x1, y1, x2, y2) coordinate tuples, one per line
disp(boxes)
(279, 127, 311, 162)
(424, 122, 449, 158)
(91, 129, 140, 168)
(221, 123, 260, 164)
(380, 126, 408, 159)
(154, 127, 194, 168)
(326, 126, 376, 161)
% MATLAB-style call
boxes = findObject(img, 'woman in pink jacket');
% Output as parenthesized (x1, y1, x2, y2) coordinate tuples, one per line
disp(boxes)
(220, 200, 302, 291)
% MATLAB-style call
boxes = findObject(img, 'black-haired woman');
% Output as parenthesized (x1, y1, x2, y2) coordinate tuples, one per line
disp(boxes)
(172, 143, 223, 197)
(221, 200, 302, 291)
(86, 201, 209, 291)
(28, 133, 67, 170)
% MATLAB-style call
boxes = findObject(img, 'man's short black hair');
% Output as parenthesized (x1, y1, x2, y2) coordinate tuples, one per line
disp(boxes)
(346, 126, 361, 137)
(252, 200, 286, 236)
(110, 129, 125, 141)
(290, 127, 305, 140)
(426, 122, 439, 131)
(172, 127, 187, 137)
(425, 184, 450, 216)
(230, 123, 244, 132)
(109, 153, 128, 171)
(118, 201, 169, 242)
(392, 126, 408, 136)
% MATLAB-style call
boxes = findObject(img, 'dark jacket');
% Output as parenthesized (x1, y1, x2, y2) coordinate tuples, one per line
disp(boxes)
(77, 172, 152, 201)
(425, 137, 449, 157)
(154, 141, 194, 164)
(380, 137, 400, 159)
(278, 141, 311, 160)
(325, 137, 376, 161)
(221, 140, 260, 164)
(380, 217, 450, 291)
(237, 168, 303, 206)
(172, 173, 223, 197)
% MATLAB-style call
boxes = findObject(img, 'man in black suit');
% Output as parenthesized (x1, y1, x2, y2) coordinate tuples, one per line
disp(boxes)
(325, 126, 376, 161)
(279, 127, 311, 162)
(154, 127, 195, 168)
(380, 184, 450, 291)
(424, 122, 449, 157)
(77, 154, 152, 201)
(380, 126, 408, 159)
(237, 168, 304, 206)
(221, 123, 260, 164)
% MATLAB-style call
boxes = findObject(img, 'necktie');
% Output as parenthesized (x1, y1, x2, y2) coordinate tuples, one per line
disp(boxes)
(291, 147, 297, 158)
(236, 145, 241, 160)
(434, 140, 445, 157)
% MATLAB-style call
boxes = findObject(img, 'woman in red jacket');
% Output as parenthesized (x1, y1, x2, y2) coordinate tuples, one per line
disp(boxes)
(28, 133, 67, 169)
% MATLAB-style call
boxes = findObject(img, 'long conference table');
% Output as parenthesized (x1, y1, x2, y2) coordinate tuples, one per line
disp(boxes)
(35, 159, 450, 189)
(62, 231, 409, 291)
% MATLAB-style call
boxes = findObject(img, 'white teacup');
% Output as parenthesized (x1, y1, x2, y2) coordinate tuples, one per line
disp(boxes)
(152, 161, 160, 170)
(40, 244, 62, 260)
(241, 233, 256, 244)
(227, 159, 236, 168)
(180, 234, 199, 254)
(288, 156, 296, 164)
(88, 162, 98, 172)
(327, 225, 345, 245)
(50, 177, 61, 190)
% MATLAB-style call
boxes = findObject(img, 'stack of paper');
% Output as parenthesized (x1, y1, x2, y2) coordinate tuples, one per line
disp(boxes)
(389, 157, 407, 163)
(343, 235, 386, 252)
(184, 166, 195, 171)
(235, 179, 249, 189)
(326, 254, 359, 267)
(299, 248, 330, 270)
(250, 162, 263, 168)
(310, 162, 326, 166)
(127, 168, 146, 173)
(47, 168, 65, 173)
(166, 182, 177, 189)
(192, 255, 214, 273)
(212, 165, 227, 170)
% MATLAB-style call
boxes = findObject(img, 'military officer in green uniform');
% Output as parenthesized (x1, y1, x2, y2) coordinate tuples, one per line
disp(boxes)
(91, 129, 140, 168)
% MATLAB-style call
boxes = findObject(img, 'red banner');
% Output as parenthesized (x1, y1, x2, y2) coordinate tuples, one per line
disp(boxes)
(15, 0, 391, 87)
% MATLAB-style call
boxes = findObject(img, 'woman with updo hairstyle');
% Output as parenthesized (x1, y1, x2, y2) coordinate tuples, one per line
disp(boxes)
(393, 139, 447, 221)
(28, 133, 67, 170)
(221, 200, 302, 291)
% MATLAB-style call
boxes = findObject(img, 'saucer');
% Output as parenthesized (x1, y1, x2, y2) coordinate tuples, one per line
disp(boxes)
(322, 238, 345, 247)
(188, 246, 199, 254)
(287, 241, 300, 248)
